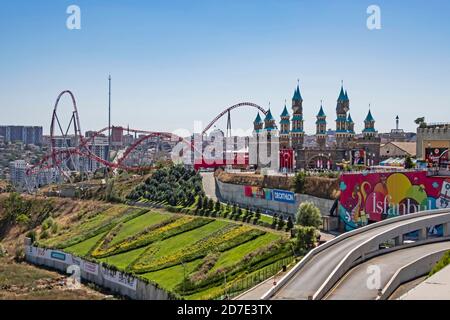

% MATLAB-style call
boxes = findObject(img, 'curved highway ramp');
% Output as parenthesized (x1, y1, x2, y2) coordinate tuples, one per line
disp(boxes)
(262, 209, 450, 300)
(324, 241, 450, 300)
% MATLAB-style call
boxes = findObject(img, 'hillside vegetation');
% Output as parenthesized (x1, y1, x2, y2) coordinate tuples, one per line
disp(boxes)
(36, 204, 292, 299)
(215, 169, 340, 199)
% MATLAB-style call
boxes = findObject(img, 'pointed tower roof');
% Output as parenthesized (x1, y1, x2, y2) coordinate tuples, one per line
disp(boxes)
(344, 90, 349, 101)
(338, 82, 346, 101)
(317, 103, 326, 117)
(347, 113, 354, 123)
(292, 81, 303, 101)
(280, 104, 290, 117)
(264, 109, 274, 121)
(254, 112, 262, 124)
(365, 110, 375, 122)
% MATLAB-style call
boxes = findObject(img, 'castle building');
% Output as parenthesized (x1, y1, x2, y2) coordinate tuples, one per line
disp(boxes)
(253, 81, 381, 170)
(315, 102, 327, 149)
(279, 102, 291, 149)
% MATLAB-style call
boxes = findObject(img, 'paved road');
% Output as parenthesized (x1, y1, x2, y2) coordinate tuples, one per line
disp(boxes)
(271, 213, 448, 300)
(201, 172, 218, 201)
(324, 241, 450, 300)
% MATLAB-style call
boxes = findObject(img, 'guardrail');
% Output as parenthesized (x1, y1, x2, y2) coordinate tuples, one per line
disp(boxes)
(377, 248, 450, 300)
(313, 211, 450, 300)
(262, 208, 450, 300)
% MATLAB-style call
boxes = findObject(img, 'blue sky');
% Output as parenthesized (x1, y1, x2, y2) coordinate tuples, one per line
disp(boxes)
(0, 0, 449, 135)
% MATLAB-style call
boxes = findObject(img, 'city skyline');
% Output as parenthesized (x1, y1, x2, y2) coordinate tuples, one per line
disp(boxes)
(1, 0, 449, 135)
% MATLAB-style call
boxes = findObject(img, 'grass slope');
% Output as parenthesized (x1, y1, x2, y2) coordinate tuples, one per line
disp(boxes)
(109, 211, 170, 246)
(38, 203, 290, 299)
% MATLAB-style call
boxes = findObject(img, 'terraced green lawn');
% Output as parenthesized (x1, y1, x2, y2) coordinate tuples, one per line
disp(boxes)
(64, 231, 108, 256)
(39, 206, 141, 248)
(99, 246, 148, 270)
(40, 203, 290, 299)
(210, 232, 279, 272)
(109, 211, 171, 246)
(142, 259, 204, 291)
(149, 220, 231, 261)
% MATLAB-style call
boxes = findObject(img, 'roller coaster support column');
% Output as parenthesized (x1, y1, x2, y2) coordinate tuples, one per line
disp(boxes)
(226, 110, 232, 138)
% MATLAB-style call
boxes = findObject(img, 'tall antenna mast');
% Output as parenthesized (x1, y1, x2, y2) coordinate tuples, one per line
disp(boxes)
(108, 75, 111, 163)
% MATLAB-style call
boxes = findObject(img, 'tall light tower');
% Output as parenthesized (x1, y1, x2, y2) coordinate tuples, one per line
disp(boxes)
(108, 75, 112, 163)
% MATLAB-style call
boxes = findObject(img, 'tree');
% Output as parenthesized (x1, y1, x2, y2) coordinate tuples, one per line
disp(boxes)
(203, 197, 209, 210)
(254, 209, 261, 224)
(277, 217, 286, 230)
(208, 198, 214, 211)
(293, 171, 307, 193)
(271, 214, 278, 229)
(404, 156, 414, 169)
(214, 200, 221, 212)
(236, 208, 242, 219)
(296, 202, 322, 229)
(414, 117, 425, 125)
(296, 226, 319, 254)
(286, 216, 294, 231)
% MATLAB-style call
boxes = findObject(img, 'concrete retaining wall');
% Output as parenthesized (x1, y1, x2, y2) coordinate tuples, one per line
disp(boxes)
(378, 249, 449, 300)
(215, 180, 334, 217)
(24, 242, 171, 300)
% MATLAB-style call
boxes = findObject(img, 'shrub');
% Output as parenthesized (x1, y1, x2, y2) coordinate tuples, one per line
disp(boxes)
(286, 216, 294, 231)
(51, 223, 59, 234)
(429, 250, 450, 277)
(271, 214, 278, 229)
(40, 230, 50, 240)
(296, 202, 322, 229)
(277, 217, 286, 230)
(295, 226, 319, 254)
(235, 208, 242, 221)
(203, 197, 209, 210)
(208, 199, 214, 211)
(42, 217, 54, 230)
(26, 230, 37, 243)
(293, 171, 307, 193)
(14, 246, 25, 261)
(405, 156, 414, 169)
(196, 196, 203, 211)
(16, 214, 30, 226)
(214, 200, 221, 212)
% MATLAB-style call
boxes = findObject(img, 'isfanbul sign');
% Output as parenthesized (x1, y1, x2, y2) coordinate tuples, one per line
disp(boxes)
(338, 170, 450, 230)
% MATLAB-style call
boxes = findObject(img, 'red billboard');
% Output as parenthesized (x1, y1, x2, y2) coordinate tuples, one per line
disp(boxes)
(425, 147, 448, 165)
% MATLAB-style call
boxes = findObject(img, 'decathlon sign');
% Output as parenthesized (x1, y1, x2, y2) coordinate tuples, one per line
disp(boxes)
(272, 189, 296, 204)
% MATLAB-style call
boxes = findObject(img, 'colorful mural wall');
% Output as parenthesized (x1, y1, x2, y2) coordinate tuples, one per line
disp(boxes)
(338, 170, 450, 230)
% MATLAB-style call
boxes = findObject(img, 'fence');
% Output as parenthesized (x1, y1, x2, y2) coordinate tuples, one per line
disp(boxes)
(220, 256, 295, 299)
(24, 240, 173, 300)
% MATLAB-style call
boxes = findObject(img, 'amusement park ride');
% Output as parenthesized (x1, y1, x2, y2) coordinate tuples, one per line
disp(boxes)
(25, 90, 268, 189)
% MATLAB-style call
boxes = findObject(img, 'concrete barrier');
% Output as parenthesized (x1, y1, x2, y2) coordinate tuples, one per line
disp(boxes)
(24, 242, 172, 300)
(262, 208, 450, 300)
(313, 212, 450, 300)
(377, 249, 450, 300)
(215, 179, 334, 217)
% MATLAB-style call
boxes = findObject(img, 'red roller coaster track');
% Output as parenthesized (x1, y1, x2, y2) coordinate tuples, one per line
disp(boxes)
(201, 102, 267, 135)
(27, 92, 265, 178)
